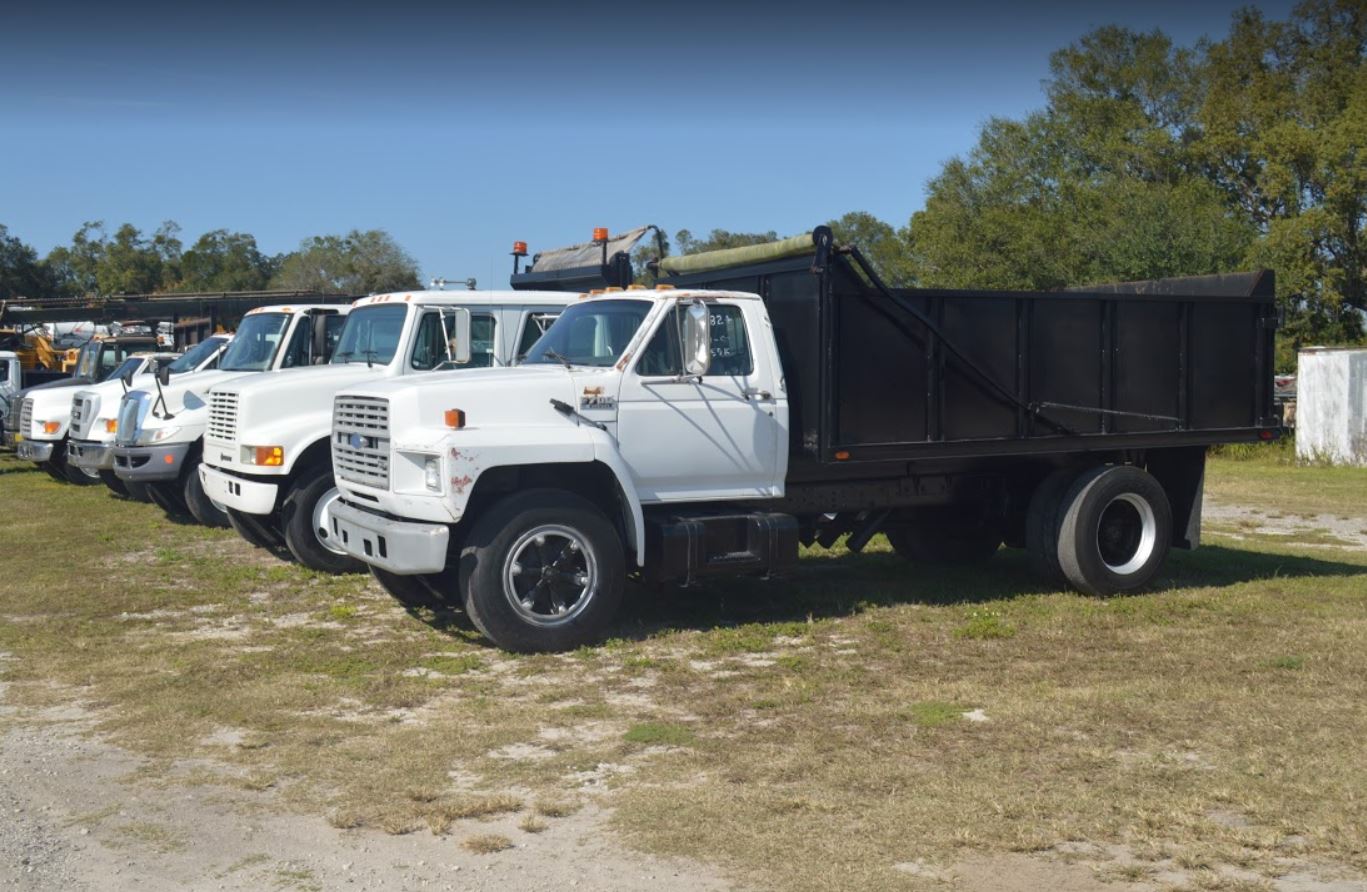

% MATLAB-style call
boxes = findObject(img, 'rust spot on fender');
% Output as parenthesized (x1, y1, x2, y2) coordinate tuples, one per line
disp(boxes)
(450, 474, 473, 495)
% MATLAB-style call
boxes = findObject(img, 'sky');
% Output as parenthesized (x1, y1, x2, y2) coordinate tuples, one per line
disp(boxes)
(0, 0, 1295, 289)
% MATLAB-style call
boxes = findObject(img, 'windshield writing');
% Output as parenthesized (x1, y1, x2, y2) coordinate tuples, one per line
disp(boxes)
(219, 314, 290, 371)
(521, 299, 651, 368)
(332, 304, 407, 366)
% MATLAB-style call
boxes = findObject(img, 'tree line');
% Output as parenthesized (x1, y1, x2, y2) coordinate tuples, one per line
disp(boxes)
(0, 222, 420, 300)
(2, 1, 1361, 369)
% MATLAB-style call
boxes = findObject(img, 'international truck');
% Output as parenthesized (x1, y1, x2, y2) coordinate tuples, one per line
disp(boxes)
(198, 290, 572, 573)
(325, 228, 1280, 652)
(7, 335, 166, 483)
(112, 304, 350, 525)
(66, 334, 233, 499)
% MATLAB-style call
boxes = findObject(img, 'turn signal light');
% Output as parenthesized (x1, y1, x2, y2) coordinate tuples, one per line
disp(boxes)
(105, 419, 118, 434)
(444, 409, 466, 429)
(254, 446, 284, 466)
(42, 421, 60, 434)
(592, 227, 609, 242)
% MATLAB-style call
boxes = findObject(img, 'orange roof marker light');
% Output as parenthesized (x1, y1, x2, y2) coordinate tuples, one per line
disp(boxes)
(592, 227, 609, 242)
(512, 241, 528, 255)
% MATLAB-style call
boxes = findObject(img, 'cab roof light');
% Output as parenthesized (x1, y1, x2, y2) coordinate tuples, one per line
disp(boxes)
(444, 409, 466, 430)
(604, 286, 623, 293)
(655, 284, 675, 290)
(626, 284, 646, 290)
(592, 227, 609, 243)
(512, 241, 528, 255)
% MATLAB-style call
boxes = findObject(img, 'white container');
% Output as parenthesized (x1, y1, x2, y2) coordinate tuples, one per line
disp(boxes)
(1296, 347, 1367, 465)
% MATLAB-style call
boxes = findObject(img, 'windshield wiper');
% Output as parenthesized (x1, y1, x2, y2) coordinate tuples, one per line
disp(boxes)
(541, 348, 573, 369)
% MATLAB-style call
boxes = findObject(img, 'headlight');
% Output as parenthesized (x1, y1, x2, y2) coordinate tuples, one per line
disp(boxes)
(149, 426, 182, 443)
(242, 445, 284, 466)
(423, 455, 442, 492)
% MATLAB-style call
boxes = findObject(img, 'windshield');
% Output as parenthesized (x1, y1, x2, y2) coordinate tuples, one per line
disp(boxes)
(521, 299, 651, 368)
(105, 357, 142, 383)
(75, 342, 99, 379)
(332, 304, 407, 366)
(167, 336, 226, 374)
(219, 313, 290, 372)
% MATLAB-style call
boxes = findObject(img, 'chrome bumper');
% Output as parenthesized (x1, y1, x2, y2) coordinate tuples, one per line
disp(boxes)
(68, 439, 116, 471)
(329, 500, 450, 574)
(16, 438, 55, 462)
(199, 464, 279, 515)
(112, 442, 191, 482)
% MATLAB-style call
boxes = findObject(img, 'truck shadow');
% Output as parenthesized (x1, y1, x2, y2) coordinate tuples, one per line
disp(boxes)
(602, 544, 1367, 642)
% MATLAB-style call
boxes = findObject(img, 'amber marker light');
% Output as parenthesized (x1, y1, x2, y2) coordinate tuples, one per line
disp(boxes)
(592, 227, 609, 242)
(105, 419, 118, 434)
(42, 421, 61, 434)
(444, 409, 466, 429)
(254, 446, 284, 466)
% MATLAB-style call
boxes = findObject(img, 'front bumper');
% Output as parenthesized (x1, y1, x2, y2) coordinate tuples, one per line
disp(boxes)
(329, 500, 450, 574)
(112, 442, 191, 482)
(16, 438, 56, 462)
(68, 439, 116, 472)
(199, 464, 279, 515)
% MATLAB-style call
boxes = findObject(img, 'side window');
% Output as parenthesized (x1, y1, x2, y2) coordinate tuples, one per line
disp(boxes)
(636, 305, 753, 377)
(323, 315, 347, 361)
(280, 318, 313, 368)
(411, 311, 496, 370)
(515, 312, 560, 361)
(98, 347, 122, 376)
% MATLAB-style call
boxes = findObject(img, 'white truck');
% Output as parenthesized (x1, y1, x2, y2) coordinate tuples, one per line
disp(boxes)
(112, 304, 350, 525)
(0, 352, 18, 430)
(67, 334, 233, 499)
(199, 290, 571, 573)
(12, 345, 170, 485)
(323, 232, 1280, 653)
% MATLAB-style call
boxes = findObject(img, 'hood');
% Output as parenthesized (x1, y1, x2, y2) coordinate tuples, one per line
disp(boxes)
(340, 366, 591, 443)
(17, 375, 91, 399)
(129, 369, 257, 415)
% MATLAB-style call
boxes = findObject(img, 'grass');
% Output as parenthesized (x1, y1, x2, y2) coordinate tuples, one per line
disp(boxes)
(1, 451, 1366, 891)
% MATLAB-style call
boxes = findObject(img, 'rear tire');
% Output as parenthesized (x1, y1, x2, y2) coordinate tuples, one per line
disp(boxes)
(282, 467, 363, 574)
(99, 470, 130, 497)
(182, 457, 230, 528)
(883, 512, 1001, 563)
(1056, 465, 1172, 596)
(1025, 468, 1078, 587)
(227, 507, 284, 549)
(457, 488, 625, 653)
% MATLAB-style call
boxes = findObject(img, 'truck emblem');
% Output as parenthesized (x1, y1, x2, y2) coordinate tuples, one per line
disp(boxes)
(349, 433, 367, 449)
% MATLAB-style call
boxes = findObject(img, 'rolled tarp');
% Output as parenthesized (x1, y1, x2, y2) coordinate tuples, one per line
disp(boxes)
(658, 232, 817, 277)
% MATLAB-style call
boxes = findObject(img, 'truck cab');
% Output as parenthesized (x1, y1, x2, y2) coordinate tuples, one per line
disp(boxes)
(67, 334, 232, 497)
(112, 304, 349, 525)
(0, 351, 17, 430)
(326, 287, 787, 646)
(198, 290, 572, 573)
(11, 336, 165, 483)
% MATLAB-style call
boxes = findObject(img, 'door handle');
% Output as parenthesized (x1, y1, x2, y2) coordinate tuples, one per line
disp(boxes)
(745, 388, 772, 400)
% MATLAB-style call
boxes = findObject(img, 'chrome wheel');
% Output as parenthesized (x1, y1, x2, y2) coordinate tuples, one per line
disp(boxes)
(502, 524, 597, 627)
(1096, 493, 1157, 576)
(311, 486, 347, 556)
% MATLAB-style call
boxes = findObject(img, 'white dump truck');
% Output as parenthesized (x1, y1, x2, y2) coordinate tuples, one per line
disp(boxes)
(66, 334, 233, 499)
(199, 290, 571, 573)
(323, 232, 1279, 653)
(112, 304, 350, 525)
(12, 345, 170, 484)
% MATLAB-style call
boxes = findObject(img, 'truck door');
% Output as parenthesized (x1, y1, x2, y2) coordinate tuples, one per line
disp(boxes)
(617, 300, 784, 501)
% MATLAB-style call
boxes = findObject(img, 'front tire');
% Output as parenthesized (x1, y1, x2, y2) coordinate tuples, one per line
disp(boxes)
(227, 507, 284, 549)
(458, 489, 625, 653)
(1056, 465, 1172, 596)
(370, 566, 445, 610)
(123, 480, 153, 503)
(147, 481, 191, 517)
(182, 458, 230, 528)
(281, 467, 363, 574)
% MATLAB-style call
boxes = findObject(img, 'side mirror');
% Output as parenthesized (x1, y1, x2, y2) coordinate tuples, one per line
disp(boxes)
(156, 364, 171, 387)
(121, 366, 137, 388)
(680, 302, 711, 377)
(448, 308, 472, 365)
(312, 313, 331, 364)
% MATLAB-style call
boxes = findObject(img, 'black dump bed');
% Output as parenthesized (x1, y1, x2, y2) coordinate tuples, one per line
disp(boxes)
(659, 227, 1278, 480)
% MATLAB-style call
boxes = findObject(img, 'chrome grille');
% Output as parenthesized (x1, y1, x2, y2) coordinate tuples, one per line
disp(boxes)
(71, 393, 95, 439)
(207, 390, 239, 442)
(333, 395, 389, 489)
(20, 398, 33, 437)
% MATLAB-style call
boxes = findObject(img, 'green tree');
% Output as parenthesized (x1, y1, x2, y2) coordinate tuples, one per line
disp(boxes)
(0, 225, 54, 300)
(271, 229, 420, 295)
(43, 221, 182, 296)
(177, 229, 275, 292)
(826, 211, 915, 287)
(44, 221, 107, 297)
